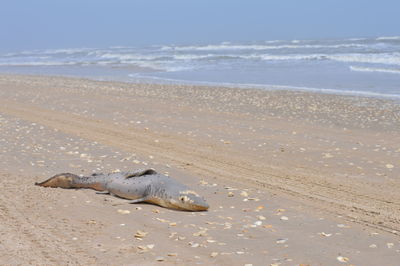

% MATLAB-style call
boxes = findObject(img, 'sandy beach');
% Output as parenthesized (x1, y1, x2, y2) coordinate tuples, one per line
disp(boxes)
(0, 74, 399, 265)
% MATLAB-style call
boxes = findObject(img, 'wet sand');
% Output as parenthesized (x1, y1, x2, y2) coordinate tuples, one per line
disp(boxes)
(0, 74, 399, 265)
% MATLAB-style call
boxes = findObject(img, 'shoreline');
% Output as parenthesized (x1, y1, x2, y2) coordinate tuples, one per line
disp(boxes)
(1, 70, 400, 102)
(0, 74, 399, 264)
(125, 74, 400, 101)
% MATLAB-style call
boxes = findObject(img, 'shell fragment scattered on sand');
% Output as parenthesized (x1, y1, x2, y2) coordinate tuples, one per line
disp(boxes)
(254, 221, 263, 226)
(117, 209, 131, 214)
(276, 238, 288, 244)
(319, 232, 332, 237)
(240, 191, 249, 197)
(193, 229, 208, 237)
(155, 256, 165, 261)
(337, 224, 350, 228)
(337, 256, 349, 263)
(134, 230, 148, 239)
(189, 242, 200, 248)
(210, 252, 218, 257)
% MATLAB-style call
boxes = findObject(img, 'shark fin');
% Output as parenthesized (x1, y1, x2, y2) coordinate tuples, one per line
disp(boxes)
(124, 169, 157, 178)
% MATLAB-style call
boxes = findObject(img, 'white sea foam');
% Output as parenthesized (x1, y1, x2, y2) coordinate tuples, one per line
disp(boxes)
(109, 46, 135, 49)
(36, 48, 92, 55)
(102, 53, 216, 61)
(349, 65, 400, 74)
(99, 53, 246, 62)
(99, 53, 162, 61)
(329, 53, 400, 65)
(173, 54, 219, 60)
(0, 61, 78, 66)
(122, 60, 193, 72)
(376, 36, 400, 41)
(161, 43, 366, 51)
(247, 54, 327, 61)
(264, 40, 284, 44)
(236, 52, 400, 65)
(101, 52, 400, 66)
(346, 37, 368, 41)
(2, 52, 400, 68)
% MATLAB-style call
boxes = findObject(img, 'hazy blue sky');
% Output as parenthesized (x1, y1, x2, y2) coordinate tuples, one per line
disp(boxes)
(1, 0, 399, 52)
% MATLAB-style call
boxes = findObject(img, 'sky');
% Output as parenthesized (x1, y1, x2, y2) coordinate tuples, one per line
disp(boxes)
(1, 0, 399, 52)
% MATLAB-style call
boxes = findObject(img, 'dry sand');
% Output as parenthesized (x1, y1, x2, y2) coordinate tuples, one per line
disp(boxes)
(0, 74, 399, 265)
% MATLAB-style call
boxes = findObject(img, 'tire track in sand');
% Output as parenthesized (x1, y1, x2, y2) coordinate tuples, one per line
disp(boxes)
(1, 100, 399, 235)
(0, 172, 96, 265)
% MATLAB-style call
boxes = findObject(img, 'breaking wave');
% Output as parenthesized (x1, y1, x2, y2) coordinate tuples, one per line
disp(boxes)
(161, 43, 366, 51)
(376, 36, 400, 41)
(349, 66, 400, 74)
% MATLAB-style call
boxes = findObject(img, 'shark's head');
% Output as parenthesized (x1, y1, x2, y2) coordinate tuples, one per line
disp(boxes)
(170, 190, 209, 211)
(35, 173, 76, 188)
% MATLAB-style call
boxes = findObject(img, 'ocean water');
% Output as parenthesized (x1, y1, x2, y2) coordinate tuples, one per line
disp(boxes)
(1, 36, 400, 99)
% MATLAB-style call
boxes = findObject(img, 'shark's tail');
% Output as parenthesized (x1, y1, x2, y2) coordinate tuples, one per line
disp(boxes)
(35, 173, 79, 188)
(35, 173, 106, 191)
